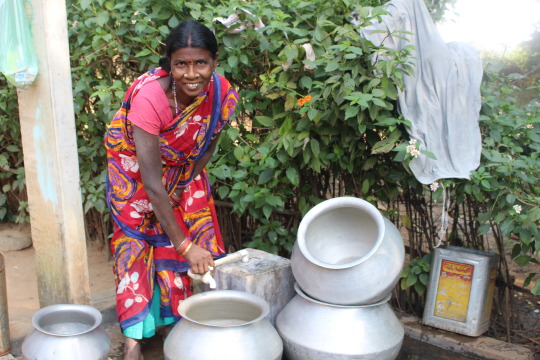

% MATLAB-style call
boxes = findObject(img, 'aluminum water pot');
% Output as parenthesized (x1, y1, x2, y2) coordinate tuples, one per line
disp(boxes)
(21, 304, 110, 360)
(291, 196, 405, 305)
(276, 283, 404, 360)
(164, 290, 283, 360)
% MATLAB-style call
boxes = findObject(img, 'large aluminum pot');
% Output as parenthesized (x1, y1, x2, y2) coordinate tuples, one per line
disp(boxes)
(21, 304, 110, 360)
(276, 283, 404, 360)
(291, 196, 405, 305)
(164, 290, 283, 360)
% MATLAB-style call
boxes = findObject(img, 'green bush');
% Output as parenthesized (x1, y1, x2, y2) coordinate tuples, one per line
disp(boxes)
(0, 0, 537, 297)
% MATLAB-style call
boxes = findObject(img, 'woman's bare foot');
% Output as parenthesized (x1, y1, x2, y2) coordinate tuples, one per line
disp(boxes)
(124, 337, 144, 360)
(158, 324, 174, 341)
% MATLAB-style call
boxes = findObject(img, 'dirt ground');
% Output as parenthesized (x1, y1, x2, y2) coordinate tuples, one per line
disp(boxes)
(1, 223, 116, 342)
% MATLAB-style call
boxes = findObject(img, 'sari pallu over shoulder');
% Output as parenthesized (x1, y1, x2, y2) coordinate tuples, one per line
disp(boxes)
(104, 69, 233, 245)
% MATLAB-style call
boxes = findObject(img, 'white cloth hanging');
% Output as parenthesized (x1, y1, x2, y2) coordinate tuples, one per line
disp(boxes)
(357, 0, 483, 184)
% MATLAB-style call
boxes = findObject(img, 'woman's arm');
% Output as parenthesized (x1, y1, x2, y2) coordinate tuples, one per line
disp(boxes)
(132, 125, 214, 274)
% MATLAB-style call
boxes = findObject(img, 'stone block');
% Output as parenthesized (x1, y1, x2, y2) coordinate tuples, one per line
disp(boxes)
(202, 248, 296, 326)
(0, 225, 32, 252)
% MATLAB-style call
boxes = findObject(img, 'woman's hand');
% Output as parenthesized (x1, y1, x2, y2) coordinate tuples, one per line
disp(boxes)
(183, 244, 215, 275)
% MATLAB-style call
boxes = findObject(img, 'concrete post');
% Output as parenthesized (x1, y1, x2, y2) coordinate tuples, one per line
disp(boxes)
(15, 0, 90, 306)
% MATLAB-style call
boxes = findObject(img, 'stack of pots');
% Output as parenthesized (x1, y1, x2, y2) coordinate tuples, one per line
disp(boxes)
(276, 197, 406, 359)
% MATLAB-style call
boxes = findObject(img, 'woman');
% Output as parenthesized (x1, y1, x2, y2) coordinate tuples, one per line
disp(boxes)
(104, 20, 239, 359)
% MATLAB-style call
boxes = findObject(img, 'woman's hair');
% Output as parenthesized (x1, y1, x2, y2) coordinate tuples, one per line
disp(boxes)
(159, 20, 218, 72)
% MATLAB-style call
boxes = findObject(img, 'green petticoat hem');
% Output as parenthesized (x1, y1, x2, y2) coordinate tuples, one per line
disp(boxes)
(123, 283, 176, 340)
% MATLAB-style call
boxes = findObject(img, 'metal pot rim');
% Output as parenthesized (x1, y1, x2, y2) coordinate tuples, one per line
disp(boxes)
(294, 283, 391, 308)
(297, 197, 386, 269)
(178, 290, 270, 328)
(32, 304, 102, 337)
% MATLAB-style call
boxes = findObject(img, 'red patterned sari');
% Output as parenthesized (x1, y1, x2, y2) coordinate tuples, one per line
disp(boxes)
(104, 68, 238, 331)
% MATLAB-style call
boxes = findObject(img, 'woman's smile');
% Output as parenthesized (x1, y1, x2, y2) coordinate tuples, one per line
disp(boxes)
(170, 46, 217, 107)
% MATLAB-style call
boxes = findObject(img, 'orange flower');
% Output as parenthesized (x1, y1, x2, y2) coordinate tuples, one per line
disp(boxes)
(298, 95, 312, 107)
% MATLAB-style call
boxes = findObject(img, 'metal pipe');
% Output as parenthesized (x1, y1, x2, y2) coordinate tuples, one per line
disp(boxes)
(0, 253, 10, 355)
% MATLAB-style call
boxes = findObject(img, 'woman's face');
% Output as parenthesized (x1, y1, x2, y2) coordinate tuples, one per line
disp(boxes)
(170, 46, 217, 105)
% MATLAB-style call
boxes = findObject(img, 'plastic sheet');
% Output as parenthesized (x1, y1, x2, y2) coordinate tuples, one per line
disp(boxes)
(0, 0, 38, 88)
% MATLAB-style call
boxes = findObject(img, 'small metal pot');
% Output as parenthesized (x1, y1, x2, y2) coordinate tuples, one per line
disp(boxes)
(291, 197, 405, 305)
(164, 290, 283, 360)
(276, 283, 404, 360)
(21, 304, 110, 360)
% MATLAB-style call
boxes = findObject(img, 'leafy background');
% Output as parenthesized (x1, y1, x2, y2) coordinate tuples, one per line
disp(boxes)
(0, 0, 538, 352)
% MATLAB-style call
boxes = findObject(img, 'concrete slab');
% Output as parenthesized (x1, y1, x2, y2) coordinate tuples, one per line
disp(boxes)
(397, 312, 534, 360)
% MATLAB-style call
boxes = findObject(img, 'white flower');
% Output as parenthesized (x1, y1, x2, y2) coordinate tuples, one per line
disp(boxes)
(131, 199, 153, 213)
(117, 273, 130, 294)
(174, 274, 184, 289)
(410, 149, 420, 158)
(430, 182, 440, 192)
(119, 154, 139, 172)
(125, 298, 134, 308)
(409, 139, 417, 145)
(130, 272, 140, 283)
(193, 190, 205, 199)
(175, 122, 189, 138)
(134, 11, 140, 15)
(513, 205, 522, 214)
(525, 124, 534, 129)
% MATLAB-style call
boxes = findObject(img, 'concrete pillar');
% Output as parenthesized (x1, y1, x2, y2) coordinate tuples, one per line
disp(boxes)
(211, 248, 296, 326)
(15, 0, 90, 306)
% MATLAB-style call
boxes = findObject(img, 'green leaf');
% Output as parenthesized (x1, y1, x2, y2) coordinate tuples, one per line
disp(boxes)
(168, 16, 179, 28)
(345, 106, 359, 119)
(80, 0, 92, 10)
(414, 282, 426, 295)
(419, 273, 429, 285)
(135, 49, 152, 58)
(325, 62, 339, 72)
(531, 280, 540, 296)
(310, 139, 320, 155)
(218, 186, 229, 199)
(362, 157, 377, 171)
(228, 56, 239, 68)
(514, 255, 530, 266)
(477, 223, 491, 235)
(233, 146, 244, 161)
(405, 273, 417, 287)
(500, 219, 514, 236)
(263, 205, 273, 219)
(286, 167, 299, 186)
(420, 150, 438, 160)
(258, 168, 274, 185)
(283, 44, 299, 62)
(523, 273, 536, 288)
(300, 76, 312, 90)
(95, 11, 110, 26)
(266, 195, 283, 207)
(371, 138, 396, 154)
